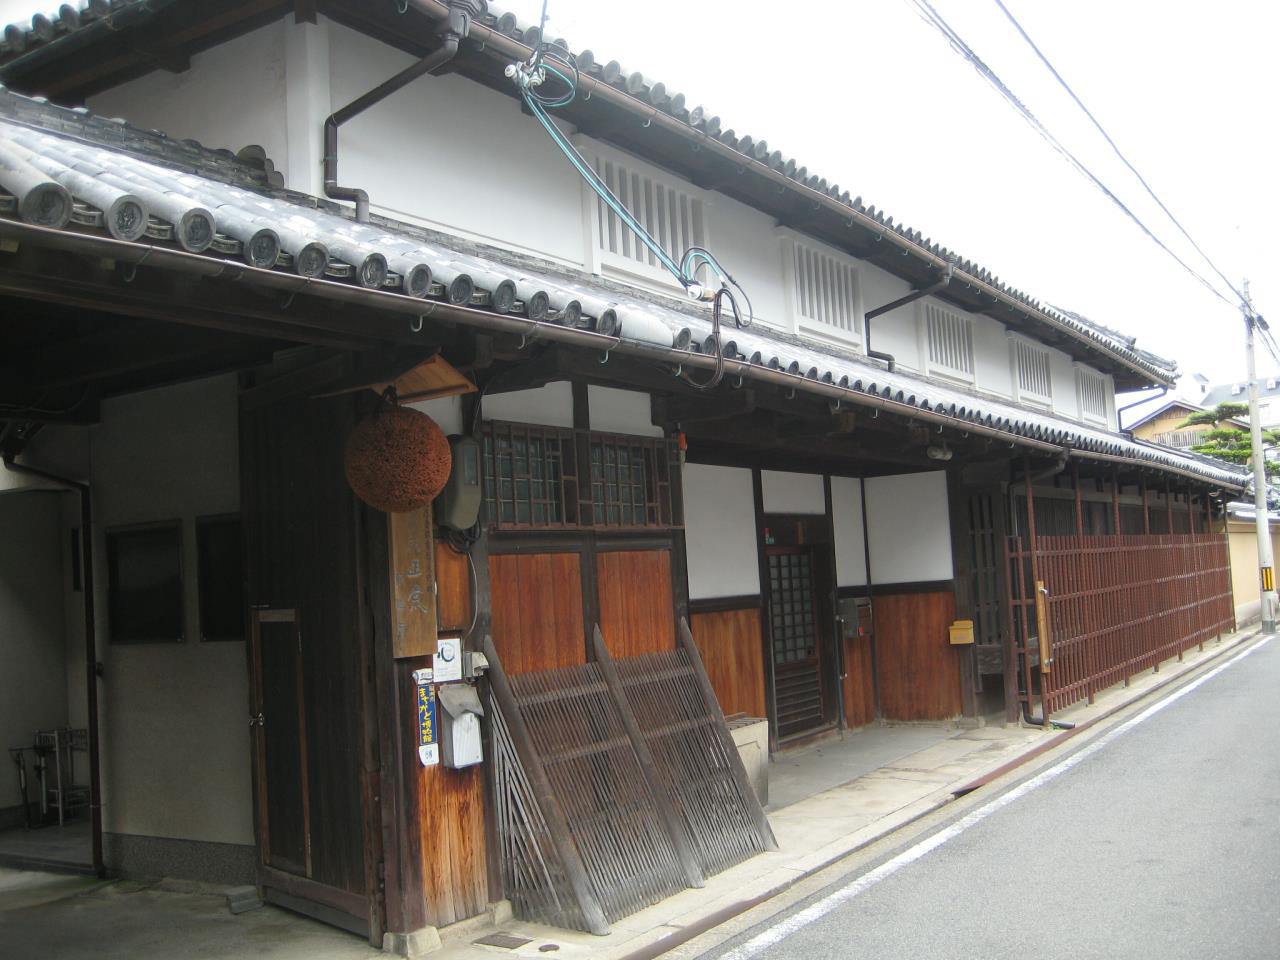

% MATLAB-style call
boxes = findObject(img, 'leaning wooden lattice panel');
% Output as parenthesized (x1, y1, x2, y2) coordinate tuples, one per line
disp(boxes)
(489, 705, 591, 932)
(509, 662, 686, 921)
(611, 621, 776, 875)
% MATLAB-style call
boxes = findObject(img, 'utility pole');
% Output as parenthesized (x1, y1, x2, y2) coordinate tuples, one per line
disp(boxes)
(1243, 278, 1276, 633)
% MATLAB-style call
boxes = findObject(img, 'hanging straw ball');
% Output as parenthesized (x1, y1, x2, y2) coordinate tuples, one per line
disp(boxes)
(344, 404, 452, 513)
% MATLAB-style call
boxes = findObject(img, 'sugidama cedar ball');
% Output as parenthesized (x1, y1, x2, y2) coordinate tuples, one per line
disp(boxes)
(343, 405, 452, 513)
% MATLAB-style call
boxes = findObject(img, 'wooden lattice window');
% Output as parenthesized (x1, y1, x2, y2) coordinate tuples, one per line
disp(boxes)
(483, 422, 578, 528)
(482, 422, 680, 531)
(924, 302, 975, 380)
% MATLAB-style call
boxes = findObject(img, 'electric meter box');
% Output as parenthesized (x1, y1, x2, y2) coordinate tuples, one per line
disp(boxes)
(436, 435, 482, 531)
(437, 681, 484, 769)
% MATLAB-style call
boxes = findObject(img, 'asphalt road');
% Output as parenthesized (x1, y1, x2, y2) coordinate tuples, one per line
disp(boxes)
(701, 636, 1280, 960)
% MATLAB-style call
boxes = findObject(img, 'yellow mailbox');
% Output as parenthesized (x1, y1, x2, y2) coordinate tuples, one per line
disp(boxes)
(948, 619, 975, 645)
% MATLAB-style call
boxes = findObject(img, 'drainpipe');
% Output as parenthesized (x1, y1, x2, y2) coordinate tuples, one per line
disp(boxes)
(862, 262, 954, 372)
(2, 457, 104, 876)
(323, 0, 482, 221)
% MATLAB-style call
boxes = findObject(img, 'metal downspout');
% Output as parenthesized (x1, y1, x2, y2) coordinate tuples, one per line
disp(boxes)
(862, 262, 954, 372)
(2, 457, 104, 876)
(322, 1, 481, 221)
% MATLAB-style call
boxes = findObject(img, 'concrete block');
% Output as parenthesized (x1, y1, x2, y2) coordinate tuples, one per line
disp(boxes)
(224, 886, 263, 915)
(728, 717, 769, 805)
(383, 926, 443, 958)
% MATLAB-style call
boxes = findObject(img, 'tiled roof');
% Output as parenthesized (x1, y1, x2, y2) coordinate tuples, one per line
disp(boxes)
(0, 2, 149, 56)
(0, 0, 1179, 387)
(0, 87, 1243, 489)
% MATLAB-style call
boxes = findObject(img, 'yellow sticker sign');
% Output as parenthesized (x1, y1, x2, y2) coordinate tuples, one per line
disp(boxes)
(1263, 567, 1275, 592)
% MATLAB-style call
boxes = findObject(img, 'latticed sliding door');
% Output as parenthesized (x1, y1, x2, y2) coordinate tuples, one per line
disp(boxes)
(766, 546, 827, 738)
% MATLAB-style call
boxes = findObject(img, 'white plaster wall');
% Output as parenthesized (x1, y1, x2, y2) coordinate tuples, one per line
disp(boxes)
(409, 394, 465, 436)
(87, 22, 289, 177)
(863, 471, 954, 585)
(973, 317, 1014, 398)
(760, 470, 825, 515)
(830, 475, 868, 587)
(588, 385, 663, 437)
(91, 375, 253, 846)
(482, 381, 574, 428)
(682, 464, 760, 600)
(704, 196, 788, 331)
(328, 21, 587, 265)
(0, 492, 68, 808)
(862, 263, 920, 372)
(1050, 350, 1081, 420)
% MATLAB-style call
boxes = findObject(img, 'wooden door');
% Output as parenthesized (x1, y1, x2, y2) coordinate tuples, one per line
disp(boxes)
(765, 547, 829, 738)
(250, 609, 310, 878)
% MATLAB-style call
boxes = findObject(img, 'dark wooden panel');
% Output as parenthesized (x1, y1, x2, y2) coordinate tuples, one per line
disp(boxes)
(417, 764, 489, 927)
(842, 634, 877, 729)
(242, 395, 370, 905)
(257, 617, 308, 876)
(689, 607, 767, 719)
(596, 549, 675, 659)
(434, 540, 471, 633)
(871, 590, 963, 720)
(489, 552, 586, 674)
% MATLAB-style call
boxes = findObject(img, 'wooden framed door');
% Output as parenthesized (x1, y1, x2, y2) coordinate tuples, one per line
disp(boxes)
(250, 609, 310, 877)
(765, 547, 829, 739)
(249, 607, 370, 933)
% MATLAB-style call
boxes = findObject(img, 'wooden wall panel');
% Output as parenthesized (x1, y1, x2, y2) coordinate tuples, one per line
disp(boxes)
(596, 549, 676, 658)
(689, 607, 767, 718)
(417, 764, 488, 927)
(488, 552, 586, 674)
(872, 589, 963, 720)
(842, 635, 877, 728)
(434, 540, 471, 633)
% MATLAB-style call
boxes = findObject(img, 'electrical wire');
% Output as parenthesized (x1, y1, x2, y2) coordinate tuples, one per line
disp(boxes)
(903, 0, 1237, 310)
(992, 0, 1247, 307)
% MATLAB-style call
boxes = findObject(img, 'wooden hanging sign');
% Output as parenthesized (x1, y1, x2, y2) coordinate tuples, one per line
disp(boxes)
(389, 504, 438, 658)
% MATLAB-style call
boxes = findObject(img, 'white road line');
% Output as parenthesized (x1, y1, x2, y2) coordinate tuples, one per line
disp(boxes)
(719, 635, 1273, 960)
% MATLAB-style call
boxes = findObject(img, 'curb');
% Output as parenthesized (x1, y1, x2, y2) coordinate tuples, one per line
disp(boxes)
(615, 626, 1266, 960)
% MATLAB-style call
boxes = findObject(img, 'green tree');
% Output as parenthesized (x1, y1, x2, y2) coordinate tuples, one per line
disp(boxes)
(1179, 402, 1280, 477)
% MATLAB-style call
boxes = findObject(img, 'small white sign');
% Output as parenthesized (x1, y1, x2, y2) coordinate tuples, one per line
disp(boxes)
(435, 636, 463, 683)
(418, 743, 439, 767)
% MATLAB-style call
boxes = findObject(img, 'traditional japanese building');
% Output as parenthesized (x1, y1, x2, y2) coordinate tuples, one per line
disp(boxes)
(0, 1, 1245, 951)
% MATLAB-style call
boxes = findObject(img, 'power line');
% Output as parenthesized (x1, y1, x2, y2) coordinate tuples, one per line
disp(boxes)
(992, 0, 1247, 306)
(902, 0, 1236, 309)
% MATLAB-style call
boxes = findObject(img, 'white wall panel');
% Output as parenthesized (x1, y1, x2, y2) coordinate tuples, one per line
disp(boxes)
(588, 385, 663, 437)
(830, 475, 868, 587)
(683, 464, 760, 600)
(328, 22, 587, 265)
(973, 316, 1014, 398)
(87, 23, 289, 179)
(0, 493, 68, 806)
(761, 470, 825, 515)
(864, 471, 954, 585)
(1050, 349, 1080, 420)
(409, 395, 464, 436)
(91, 375, 253, 845)
(482, 381, 574, 428)
(863, 263, 920, 371)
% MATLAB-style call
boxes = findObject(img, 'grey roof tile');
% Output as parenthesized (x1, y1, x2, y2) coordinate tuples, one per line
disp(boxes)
(0, 86, 1242, 488)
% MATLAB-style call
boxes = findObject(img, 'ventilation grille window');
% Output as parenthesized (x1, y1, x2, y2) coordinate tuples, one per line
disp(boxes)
(1077, 368, 1109, 422)
(1014, 339, 1052, 403)
(482, 421, 681, 532)
(594, 155, 704, 279)
(925, 303, 975, 378)
(793, 242, 859, 336)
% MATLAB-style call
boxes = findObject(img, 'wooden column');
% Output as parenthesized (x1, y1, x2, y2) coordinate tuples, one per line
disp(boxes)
(947, 470, 979, 719)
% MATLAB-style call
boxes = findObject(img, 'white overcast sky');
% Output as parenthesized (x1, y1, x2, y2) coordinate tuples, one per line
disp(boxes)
(4, 0, 1277, 397)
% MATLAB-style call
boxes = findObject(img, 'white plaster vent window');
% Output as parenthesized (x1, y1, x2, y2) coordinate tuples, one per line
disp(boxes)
(924, 302, 975, 380)
(792, 240, 860, 339)
(592, 153, 704, 284)
(1077, 367, 1109, 423)
(1013, 338, 1052, 405)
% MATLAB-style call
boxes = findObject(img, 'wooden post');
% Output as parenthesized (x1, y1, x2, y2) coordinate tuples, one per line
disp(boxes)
(1141, 476, 1151, 535)
(590, 626, 705, 888)
(1072, 463, 1084, 538)
(1111, 467, 1122, 535)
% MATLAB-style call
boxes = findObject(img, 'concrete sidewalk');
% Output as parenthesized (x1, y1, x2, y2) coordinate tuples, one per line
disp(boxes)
(0, 626, 1258, 960)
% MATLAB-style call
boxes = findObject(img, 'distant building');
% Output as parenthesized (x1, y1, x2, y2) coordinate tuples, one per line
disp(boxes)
(1126, 398, 1248, 451)
(1195, 378, 1280, 430)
